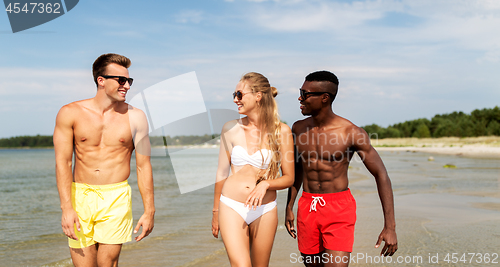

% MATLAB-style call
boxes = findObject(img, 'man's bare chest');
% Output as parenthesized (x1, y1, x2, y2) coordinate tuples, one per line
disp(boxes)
(295, 130, 355, 162)
(73, 113, 133, 147)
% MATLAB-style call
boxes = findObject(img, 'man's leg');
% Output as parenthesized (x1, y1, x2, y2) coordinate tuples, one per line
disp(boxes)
(96, 243, 122, 267)
(300, 250, 350, 267)
(323, 250, 350, 267)
(318, 191, 356, 267)
(70, 245, 98, 267)
(300, 252, 325, 267)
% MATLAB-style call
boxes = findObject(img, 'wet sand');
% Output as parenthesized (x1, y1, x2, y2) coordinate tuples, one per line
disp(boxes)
(41, 148, 499, 267)
(188, 150, 500, 267)
(176, 181, 500, 266)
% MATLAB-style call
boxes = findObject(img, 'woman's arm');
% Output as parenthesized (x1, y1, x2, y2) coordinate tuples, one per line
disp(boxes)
(245, 123, 295, 207)
(212, 121, 234, 238)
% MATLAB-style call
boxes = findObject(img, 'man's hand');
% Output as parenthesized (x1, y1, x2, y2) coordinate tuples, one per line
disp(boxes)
(375, 228, 398, 256)
(134, 213, 154, 241)
(61, 209, 80, 241)
(285, 207, 297, 239)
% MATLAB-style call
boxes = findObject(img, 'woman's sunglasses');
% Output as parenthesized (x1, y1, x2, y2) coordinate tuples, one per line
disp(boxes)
(232, 91, 252, 100)
(101, 75, 134, 86)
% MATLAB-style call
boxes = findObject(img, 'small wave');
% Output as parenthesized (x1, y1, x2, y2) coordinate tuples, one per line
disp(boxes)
(178, 247, 227, 267)
(42, 258, 72, 267)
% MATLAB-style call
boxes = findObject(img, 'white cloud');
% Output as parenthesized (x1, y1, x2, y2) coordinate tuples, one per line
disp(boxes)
(243, 0, 499, 41)
(336, 66, 422, 76)
(253, 1, 389, 32)
(0, 68, 91, 96)
(0, 68, 96, 137)
(478, 47, 500, 63)
(0, 67, 96, 117)
(1, 0, 498, 137)
(238, 0, 500, 64)
(225, 0, 305, 2)
(175, 10, 204, 24)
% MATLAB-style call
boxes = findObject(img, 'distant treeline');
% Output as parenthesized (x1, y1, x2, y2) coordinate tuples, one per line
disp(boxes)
(0, 134, 220, 148)
(0, 135, 53, 148)
(3, 107, 499, 147)
(150, 134, 220, 146)
(363, 106, 500, 138)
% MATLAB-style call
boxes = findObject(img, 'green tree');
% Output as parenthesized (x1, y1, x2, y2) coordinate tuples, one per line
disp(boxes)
(487, 120, 500, 135)
(412, 123, 431, 138)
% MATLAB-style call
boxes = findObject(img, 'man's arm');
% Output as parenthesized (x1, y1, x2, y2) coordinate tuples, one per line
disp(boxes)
(54, 105, 80, 240)
(130, 108, 155, 242)
(285, 123, 303, 239)
(353, 127, 397, 256)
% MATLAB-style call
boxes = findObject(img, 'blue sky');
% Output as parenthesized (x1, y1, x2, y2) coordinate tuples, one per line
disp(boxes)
(1, 0, 499, 138)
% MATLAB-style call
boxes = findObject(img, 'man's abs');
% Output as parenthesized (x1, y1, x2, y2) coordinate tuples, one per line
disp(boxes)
(303, 174, 349, 194)
(73, 145, 133, 185)
(302, 160, 350, 193)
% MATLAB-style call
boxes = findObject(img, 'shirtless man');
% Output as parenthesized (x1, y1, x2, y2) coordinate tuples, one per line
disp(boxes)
(285, 71, 397, 267)
(54, 53, 155, 267)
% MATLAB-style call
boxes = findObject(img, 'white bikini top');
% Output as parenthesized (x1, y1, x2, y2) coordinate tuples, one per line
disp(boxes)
(231, 145, 272, 169)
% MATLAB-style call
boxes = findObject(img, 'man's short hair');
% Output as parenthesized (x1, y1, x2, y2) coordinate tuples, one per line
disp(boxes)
(305, 70, 339, 102)
(92, 53, 131, 86)
(305, 70, 339, 85)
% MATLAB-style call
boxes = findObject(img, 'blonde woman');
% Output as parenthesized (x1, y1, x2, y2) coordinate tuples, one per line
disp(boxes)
(212, 72, 294, 266)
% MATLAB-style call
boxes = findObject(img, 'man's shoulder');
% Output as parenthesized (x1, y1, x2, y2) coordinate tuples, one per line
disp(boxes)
(332, 116, 371, 147)
(63, 99, 86, 108)
(126, 104, 149, 132)
(57, 99, 90, 116)
(55, 99, 92, 127)
(333, 115, 364, 134)
(126, 103, 146, 115)
(292, 118, 312, 132)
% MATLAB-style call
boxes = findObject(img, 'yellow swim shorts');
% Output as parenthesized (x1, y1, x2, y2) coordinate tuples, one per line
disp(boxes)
(69, 180, 133, 249)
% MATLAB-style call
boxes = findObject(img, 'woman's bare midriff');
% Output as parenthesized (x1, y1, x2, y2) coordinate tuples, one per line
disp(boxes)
(221, 164, 277, 203)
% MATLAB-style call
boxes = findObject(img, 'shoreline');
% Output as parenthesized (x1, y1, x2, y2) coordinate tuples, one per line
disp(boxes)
(372, 136, 500, 158)
(2, 136, 499, 149)
(374, 146, 500, 159)
(0, 147, 53, 150)
(5, 146, 499, 266)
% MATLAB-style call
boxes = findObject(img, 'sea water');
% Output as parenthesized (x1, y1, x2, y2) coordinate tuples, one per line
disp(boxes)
(0, 148, 499, 266)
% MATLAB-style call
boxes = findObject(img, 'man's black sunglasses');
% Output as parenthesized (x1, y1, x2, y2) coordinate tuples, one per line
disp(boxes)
(300, 89, 333, 100)
(101, 75, 134, 86)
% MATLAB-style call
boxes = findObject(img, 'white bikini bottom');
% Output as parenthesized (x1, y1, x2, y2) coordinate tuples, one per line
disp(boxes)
(220, 194, 277, 225)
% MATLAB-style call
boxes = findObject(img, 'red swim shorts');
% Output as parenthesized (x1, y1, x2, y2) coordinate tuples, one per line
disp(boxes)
(297, 189, 356, 254)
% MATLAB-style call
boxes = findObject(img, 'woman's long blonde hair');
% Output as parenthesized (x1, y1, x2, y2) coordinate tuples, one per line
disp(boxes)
(240, 72, 281, 183)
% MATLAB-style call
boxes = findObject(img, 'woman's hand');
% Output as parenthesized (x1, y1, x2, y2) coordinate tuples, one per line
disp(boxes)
(211, 211, 220, 238)
(245, 180, 270, 210)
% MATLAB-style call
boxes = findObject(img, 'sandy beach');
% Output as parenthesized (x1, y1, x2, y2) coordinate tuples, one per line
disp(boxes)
(3, 142, 499, 266)
(268, 147, 500, 267)
(372, 136, 500, 158)
(117, 147, 500, 267)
